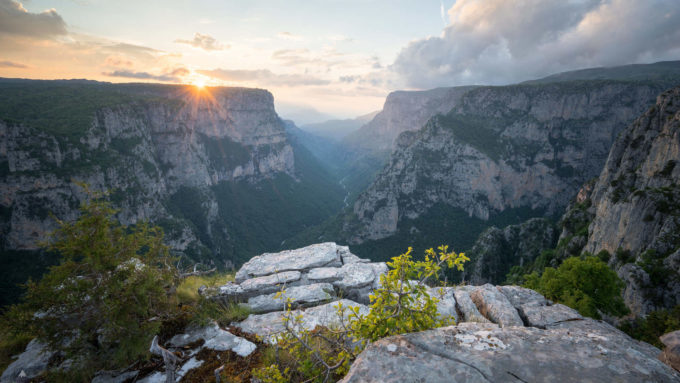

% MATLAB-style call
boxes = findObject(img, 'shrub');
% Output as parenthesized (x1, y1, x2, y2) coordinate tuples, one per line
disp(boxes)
(523, 255, 628, 319)
(619, 305, 680, 348)
(1, 188, 179, 375)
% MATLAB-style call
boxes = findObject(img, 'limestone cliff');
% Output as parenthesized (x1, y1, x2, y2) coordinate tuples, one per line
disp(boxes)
(584, 86, 680, 316)
(348, 80, 677, 246)
(0, 80, 343, 305)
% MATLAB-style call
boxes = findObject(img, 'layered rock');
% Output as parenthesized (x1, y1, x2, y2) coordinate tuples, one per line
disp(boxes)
(345, 86, 477, 153)
(348, 80, 676, 244)
(211, 243, 387, 311)
(583, 86, 680, 315)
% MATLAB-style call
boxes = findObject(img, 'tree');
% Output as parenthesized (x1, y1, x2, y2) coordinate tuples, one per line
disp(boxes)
(523, 255, 628, 319)
(3, 188, 178, 373)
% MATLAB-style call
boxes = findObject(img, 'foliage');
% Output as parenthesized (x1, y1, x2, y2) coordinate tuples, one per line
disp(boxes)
(523, 255, 628, 319)
(1, 188, 179, 374)
(253, 245, 469, 382)
(349, 246, 468, 342)
(176, 271, 235, 304)
(618, 305, 680, 348)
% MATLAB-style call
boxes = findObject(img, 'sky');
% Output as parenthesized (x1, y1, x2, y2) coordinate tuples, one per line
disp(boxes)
(1, 0, 680, 124)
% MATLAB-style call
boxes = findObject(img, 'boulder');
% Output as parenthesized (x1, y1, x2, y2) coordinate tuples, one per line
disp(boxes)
(497, 285, 548, 308)
(453, 286, 490, 323)
(469, 284, 523, 327)
(235, 242, 343, 282)
(429, 287, 459, 324)
(168, 322, 256, 357)
(0, 339, 55, 383)
(659, 330, 680, 372)
(308, 267, 343, 283)
(522, 303, 582, 328)
(245, 283, 335, 313)
(235, 299, 368, 343)
(341, 320, 680, 382)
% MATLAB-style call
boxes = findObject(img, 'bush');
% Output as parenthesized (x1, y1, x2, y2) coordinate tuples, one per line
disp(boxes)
(254, 245, 469, 382)
(523, 256, 628, 319)
(1, 189, 179, 375)
(619, 305, 680, 348)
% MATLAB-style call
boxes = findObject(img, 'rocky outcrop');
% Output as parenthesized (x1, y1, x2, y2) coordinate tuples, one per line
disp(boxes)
(211, 242, 387, 311)
(0, 340, 54, 383)
(348, 80, 677, 244)
(584, 86, 680, 316)
(341, 319, 680, 382)
(345, 86, 477, 153)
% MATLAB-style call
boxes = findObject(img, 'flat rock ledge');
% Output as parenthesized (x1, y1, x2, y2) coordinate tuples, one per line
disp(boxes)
(341, 320, 680, 382)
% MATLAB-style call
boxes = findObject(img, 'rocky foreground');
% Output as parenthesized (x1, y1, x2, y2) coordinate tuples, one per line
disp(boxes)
(2, 242, 679, 382)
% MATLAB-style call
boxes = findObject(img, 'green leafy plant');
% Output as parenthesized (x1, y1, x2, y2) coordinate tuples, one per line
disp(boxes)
(523, 255, 628, 319)
(1, 187, 179, 375)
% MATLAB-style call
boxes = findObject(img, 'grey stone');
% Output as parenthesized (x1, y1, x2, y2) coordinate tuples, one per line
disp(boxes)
(245, 283, 335, 313)
(497, 285, 548, 308)
(308, 267, 343, 283)
(0, 339, 55, 383)
(334, 263, 376, 290)
(239, 271, 301, 295)
(521, 303, 582, 328)
(341, 320, 680, 383)
(469, 284, 523, 327)
(235, 299, 368, 343)
(168, 322, 256, 357)
(235, 243, 342, 282)
(453, 286, 490, 323)
(429, 287, 459, 324)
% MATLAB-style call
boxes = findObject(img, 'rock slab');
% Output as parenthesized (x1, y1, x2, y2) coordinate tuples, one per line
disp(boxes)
(341, 320, 680, 382)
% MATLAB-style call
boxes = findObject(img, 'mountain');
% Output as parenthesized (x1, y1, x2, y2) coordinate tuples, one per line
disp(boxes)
(525, 60, 680, 84)
(311, 62, 680, 262)
(581, 86, 680, 316)
(300, 111, 378, 141)
(0, 79, 344, 306)
(345, 86, 477, 154)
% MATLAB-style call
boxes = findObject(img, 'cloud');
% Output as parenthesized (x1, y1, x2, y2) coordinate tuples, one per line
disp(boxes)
(393, 0, 680, 89)
(197, 68, 330, 87)
(102, 67, 189, 82)
(0, 0, 67, 38)
(0, 59, 27, 68)
(175, 32, 227, 51)
(278, 31, 304, 41)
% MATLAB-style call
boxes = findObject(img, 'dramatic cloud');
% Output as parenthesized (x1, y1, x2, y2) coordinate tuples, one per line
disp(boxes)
(103, 67, 189, 82)
(197, 68, 329, 87)
(0, 60, 27, 68)
(0, 0, 67, 38)
(393, 0, 680, 89)
(175, 33, 227, 51)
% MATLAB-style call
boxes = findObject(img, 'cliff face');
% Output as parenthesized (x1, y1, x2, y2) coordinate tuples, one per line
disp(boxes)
(1, 86, 292, 253)
(583, 86, 680, 315)
(0, 81, 344, 306)
(345, 86, 476, 153)
(348, 81, 674, 244)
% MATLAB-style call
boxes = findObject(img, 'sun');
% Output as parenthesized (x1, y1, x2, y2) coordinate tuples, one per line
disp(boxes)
(193, 79, 206, 89)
